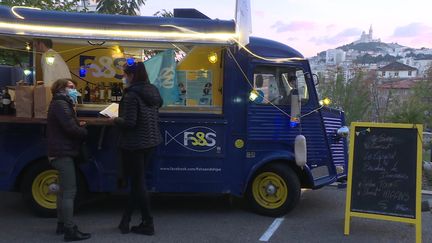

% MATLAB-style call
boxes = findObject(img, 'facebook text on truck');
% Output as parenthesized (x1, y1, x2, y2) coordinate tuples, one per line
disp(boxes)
(0, 5, 349, 217)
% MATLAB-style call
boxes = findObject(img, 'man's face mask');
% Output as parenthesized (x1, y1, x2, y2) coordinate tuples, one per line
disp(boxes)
(66, 88, 79, 104)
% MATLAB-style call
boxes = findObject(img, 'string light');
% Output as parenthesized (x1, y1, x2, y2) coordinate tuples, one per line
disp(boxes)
(45, 55, 55, 65)
(0, 21, 236, 43)
(127, 58, 135, 66)
(208, 52, 218, 64)
(11, 6, 41, 20)
(249, 90, 259, 101)
(319, 97, 332, 106)
(25, 42, 31, 51)
(79, 66, 87, 77)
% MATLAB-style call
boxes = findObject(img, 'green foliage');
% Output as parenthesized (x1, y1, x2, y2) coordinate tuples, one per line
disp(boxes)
(153, 9, 173, 17)
(354, 54, 402, 64)
(338, 42, 393, 52)
(318, 68, 371, 124)
(96, 0, 146, 15)
(0, 49, 29, 67)
(386, 65, 432, 129)
(0, 0, 80, 11)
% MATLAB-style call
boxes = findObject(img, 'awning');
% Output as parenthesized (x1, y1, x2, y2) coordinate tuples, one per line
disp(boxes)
(0, 6, 237, 45)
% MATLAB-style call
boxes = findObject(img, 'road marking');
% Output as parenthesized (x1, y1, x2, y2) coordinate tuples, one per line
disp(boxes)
(259, 217, 285, 242)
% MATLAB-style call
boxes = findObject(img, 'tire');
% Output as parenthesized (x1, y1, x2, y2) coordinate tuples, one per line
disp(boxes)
(20, 160, 88, 218)
(21, 161, 58, 218)
(246, 163, 301, 217)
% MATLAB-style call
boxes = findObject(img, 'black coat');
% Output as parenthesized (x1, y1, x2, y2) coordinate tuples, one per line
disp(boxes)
(114, 82, 163, 150)
(47, 94, 87, 157)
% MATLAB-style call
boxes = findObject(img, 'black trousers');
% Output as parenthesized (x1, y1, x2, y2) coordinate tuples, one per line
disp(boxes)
(121, 147, 155, 222)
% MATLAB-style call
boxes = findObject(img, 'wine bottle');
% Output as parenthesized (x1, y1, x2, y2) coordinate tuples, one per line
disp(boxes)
(84, 83, 91, 102)
(2, 87, 12, 115)
(99, 82, 105, 102)
(94, 84, 100, 103)
(111, 83, 118, 103)
(107, 82, 112, 102)
(117, 83, 123, 102)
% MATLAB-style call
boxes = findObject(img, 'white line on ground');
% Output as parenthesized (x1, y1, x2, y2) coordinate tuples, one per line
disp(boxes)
(259, 217, 285, 242)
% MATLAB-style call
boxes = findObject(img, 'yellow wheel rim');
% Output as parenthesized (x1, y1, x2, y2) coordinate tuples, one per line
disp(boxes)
(252, 172, 288, 209)
(32, 170, 58, 209)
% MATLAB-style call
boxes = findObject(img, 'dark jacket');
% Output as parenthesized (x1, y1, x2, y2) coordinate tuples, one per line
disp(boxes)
(47, 94, 87, 157)
(114, 81, 163, 150)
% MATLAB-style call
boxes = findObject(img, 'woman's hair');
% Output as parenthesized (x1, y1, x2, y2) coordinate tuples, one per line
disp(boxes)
(51, 78, 71, 95)
(123, 61, 150, 84)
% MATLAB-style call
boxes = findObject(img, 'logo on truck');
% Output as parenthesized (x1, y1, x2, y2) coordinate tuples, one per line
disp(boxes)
(165, 126, 217, 152)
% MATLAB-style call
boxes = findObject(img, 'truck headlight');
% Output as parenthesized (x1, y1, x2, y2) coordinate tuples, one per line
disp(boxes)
(337, 126, 349, 138)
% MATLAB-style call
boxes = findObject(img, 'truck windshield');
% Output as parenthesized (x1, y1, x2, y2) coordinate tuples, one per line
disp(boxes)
(253, 66, 309, 106)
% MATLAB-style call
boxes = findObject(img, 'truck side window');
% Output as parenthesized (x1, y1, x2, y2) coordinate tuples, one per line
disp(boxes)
(253, 66, 309, 106)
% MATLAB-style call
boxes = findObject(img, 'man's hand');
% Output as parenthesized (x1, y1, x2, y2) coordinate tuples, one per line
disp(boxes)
(79, 121, 87, 127)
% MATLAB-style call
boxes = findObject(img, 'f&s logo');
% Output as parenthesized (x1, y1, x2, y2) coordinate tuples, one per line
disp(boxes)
(165, 127, 217, 152)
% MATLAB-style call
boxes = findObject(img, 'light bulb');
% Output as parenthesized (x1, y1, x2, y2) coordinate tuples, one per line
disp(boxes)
(46, 56, 55, 65)
(208, 52, 218, 64)
(249, 90, 259, 101)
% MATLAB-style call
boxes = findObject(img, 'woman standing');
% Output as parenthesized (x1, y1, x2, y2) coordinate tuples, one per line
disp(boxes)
(115, 62, 163, 235)
(47, 79, 91, 241)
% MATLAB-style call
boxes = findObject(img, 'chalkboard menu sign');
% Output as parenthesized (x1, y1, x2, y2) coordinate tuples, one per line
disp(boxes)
(350, 125, 417, 218)
(344, 122, 423, 242)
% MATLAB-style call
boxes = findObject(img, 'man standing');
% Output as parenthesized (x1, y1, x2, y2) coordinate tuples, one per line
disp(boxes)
(34, 38, 71, 87)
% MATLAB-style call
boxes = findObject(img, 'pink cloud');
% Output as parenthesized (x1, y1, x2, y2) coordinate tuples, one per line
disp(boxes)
(271, 21, 317, 32)
(392, 23, 432, 37)
(387, 23, 432, 48)
(309, 28, 361, 46)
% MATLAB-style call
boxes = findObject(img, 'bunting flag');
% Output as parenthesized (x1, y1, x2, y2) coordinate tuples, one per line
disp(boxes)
(144, 49, 179, 106)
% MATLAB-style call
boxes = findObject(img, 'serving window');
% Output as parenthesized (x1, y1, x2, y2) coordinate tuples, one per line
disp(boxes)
(0, 34, 224, 114)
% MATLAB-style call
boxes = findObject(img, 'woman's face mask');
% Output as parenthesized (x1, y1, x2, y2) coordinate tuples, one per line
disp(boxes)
(66, 88, 79, 104)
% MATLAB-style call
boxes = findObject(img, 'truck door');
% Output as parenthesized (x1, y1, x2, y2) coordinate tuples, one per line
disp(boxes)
(247, 65, 337, 186)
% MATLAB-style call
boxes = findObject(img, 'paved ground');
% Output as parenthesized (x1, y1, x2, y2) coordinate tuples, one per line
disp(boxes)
(0, 187, 430, 243)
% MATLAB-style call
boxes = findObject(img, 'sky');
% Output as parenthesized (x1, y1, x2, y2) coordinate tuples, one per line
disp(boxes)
(140, 0, 432, 58)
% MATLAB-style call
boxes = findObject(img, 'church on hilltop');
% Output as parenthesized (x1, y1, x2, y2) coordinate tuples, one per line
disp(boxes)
(353, 25, 381, 44)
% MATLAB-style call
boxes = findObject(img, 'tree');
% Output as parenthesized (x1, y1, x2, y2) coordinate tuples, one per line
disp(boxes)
(386, 65, 432, 129)
(0, 0, 80, 11)
(318, 67, 371, 124)
(96, 0, 145, 15)
(153, 9, 173, 17)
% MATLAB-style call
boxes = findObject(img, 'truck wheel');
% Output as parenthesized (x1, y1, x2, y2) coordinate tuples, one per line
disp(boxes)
(21, 162, 58, 218)
(247, 163, 300, 217)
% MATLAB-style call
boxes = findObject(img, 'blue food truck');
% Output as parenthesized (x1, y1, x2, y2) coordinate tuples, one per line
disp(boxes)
(0, 5, 348, 217)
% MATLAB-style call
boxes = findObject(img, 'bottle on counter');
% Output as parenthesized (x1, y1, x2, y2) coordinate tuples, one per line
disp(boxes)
(103, 83, 109, 103)
(107, 82, 112, 103)
(93, 84, 100, 103)
(117, 83, 123, 102)
(99, 82, 105, 103)
(84, 82, 91, 103)
(2, 87, 12, 115)
(111, 83, 118, 103)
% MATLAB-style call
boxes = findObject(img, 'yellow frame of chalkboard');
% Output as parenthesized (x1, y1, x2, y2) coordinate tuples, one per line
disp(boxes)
(344, 122, 423, 243)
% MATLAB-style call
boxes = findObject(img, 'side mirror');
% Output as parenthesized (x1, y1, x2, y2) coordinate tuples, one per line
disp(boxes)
(313, 74, 319, 86)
